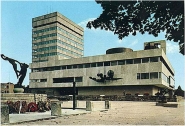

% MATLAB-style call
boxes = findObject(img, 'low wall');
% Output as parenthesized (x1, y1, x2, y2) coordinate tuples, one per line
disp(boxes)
(1, 93, 47, 104)
(175, 96, 184, 102)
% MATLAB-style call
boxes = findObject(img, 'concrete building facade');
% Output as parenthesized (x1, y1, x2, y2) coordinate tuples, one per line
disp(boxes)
(32, 12, 84, 63)
(29, 39, 175, 96)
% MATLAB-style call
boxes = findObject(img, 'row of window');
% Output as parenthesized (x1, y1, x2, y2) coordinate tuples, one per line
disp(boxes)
(33, 33, 83, 49)
(33, 51, 80, 59)
(33, 39, 83, 53)
(33, 52, 57, 58)
(33, 33, 57, 40)
(30, 77, 83, 83)
(30, 72, 174, 87)
(57, 52, 74, 59)
(137, 72, 175, 86)
(57, 46, 82, 56)
(33, 45, 82, 58)
(33, 26, 83, 43)
(33, 26, 57, 34)
(31, 56, 174, 80)
(57, 33, 83, 48)
(57, 39, 83, 52)
(57, 27, 83, 42)
(32, 56, 160, 72)
(33, 46, 57, 52)
(137, 72, 160, 79)
(33, 39, 57, 46)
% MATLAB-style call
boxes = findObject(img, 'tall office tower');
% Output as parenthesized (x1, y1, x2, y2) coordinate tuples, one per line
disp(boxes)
(32, 12, 84, 62)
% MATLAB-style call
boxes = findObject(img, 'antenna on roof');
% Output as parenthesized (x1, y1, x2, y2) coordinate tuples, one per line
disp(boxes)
(50, 5, 51, 13)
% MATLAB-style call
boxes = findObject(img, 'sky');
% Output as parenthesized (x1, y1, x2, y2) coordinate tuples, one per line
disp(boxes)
(0, 1, 184, 90)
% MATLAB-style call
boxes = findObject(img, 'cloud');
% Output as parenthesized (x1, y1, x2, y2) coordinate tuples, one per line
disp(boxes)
(117, 39, 126, 44)
(78, 18, 96, 30)
(166, 42, 179, 54)
(78, 18, 114, 34)
(128, 39, 138, 46)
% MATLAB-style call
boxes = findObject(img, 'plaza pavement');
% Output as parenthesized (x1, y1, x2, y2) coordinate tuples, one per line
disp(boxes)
(2, 100, 185, 125)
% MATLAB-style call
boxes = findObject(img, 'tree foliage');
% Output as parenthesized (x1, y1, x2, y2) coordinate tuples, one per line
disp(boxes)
(174, 85, 184, 97)
(87, 1, 184, 55)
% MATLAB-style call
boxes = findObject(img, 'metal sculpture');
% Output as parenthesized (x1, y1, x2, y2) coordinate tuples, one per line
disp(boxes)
(89, 70, 122, 83)
(17, 63, 29, 87)
(1, 54, 29, 87)
(1, 54, 20, 78)
(155, 88, 168, 103)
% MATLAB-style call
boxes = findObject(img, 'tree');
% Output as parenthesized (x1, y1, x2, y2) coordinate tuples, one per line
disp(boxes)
(87, 1, 184, 55)
(174, 85, 184, 97)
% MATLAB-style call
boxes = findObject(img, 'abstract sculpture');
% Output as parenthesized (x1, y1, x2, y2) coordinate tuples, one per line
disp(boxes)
(89, 70, 122, 83)
(155, 88, 168, 103)
(1, 54, 29, 88)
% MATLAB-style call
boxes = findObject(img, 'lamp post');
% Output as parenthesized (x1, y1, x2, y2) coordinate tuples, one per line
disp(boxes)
(73, 81, 76, 110)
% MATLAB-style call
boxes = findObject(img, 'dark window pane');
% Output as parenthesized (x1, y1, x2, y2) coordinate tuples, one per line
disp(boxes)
(67, 65, 72, 69)
(126, 59, 133, 64)
(134, 58, 141, 64)
(62, 66, 66, 70)
(141, 73, 149, 79)
(78, 64, 83, 68)
(150, 72, 158, 79)
(55, 66, 61, 70)
(40, 79, 47, 82)
(104, 61, 110, 66)
(73, 65, 77, 69)
(84, 63, 90, 68)
(111, 61, 117, 66)
(47, 67, 54, 71)
(142, 58, 149, 63)
(97, 62, 103, 67)
(75, 77, 83, 82)
(137, 73, 140, 79)
(53, 77, 74, 83)
(118, 60, 125, 65)
(150, 57, 159, 62)
(91, 63, 96, 67)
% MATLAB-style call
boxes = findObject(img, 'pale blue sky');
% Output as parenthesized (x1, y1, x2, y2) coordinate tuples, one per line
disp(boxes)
(1, 1, 184, 90)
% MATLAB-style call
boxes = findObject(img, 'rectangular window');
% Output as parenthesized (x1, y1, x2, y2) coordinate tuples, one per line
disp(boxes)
(55, 66, 61, 70)
(142, 58, 149, 63)
(73, 65, 78, 69)
(97, 62, 103, 67)
(47, 67, 54, 71)
(126, 59, 133, 64)
(160, 57, 164, 63)
(118, 60, 125, 65)
(91, 63, 96, 67)
(141, 73, 149, 79)
(137, 73, 141, 79)
(40, 79, 47, 82)
(150, 72, 158, 79)
(53, 77, 74, 83)
(78, 64, 83, 68)
(111, 61, 117, 66)
(61, 66, 66, 70)
(67, 65, 73, 69)
(75, 77, 83, 82)
(169, 76, 175, 87)
(150, 57, 159, 62)
(134, 58, 141, 64)
(84, 63, 90, 68)
(160, 72, 168, 82)
(104, 61, 110, 66)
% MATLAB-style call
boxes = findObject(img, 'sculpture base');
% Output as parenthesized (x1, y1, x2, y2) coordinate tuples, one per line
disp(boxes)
(13, 88, 24, 93)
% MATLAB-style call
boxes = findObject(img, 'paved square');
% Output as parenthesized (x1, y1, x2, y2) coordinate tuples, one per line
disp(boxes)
(6, 100, 185, 125)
